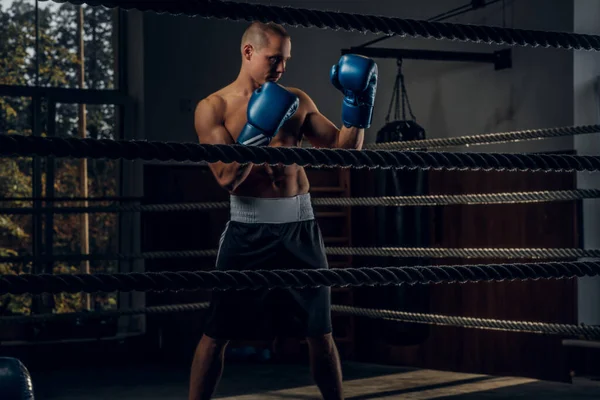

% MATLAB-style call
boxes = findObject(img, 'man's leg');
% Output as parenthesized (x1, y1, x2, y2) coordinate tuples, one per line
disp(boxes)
(306, 333, 344, 400)
(189, 334, 229, 400)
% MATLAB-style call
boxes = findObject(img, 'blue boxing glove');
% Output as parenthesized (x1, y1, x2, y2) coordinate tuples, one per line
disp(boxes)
(330, 54, 378, 129)
(237, 82, 299, 146)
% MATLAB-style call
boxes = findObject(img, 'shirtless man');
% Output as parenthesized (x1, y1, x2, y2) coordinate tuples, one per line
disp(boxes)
(189, 21, 377, 400)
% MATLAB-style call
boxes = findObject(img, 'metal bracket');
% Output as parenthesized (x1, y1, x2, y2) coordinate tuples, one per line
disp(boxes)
(341, 47, 512, 71)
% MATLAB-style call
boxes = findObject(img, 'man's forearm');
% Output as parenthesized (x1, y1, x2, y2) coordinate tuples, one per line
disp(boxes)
(214, 162, 254, 192)
(228, 162, 254, 191)
(336, 126, 364, 150)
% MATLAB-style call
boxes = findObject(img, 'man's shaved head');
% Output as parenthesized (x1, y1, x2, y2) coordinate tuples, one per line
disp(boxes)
(241, 21, 290, 52)
(240, 21, 292, 86)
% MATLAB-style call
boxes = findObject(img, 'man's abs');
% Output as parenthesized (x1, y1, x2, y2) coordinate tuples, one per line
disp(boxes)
(215, 88, 310, 198)
(232, 163, 310, 198)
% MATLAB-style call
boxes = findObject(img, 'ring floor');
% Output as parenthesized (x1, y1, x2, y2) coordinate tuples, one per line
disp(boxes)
(30, 360, 600, 399)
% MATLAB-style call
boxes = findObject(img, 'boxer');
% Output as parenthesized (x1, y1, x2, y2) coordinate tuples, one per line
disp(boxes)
(190, 21, 377, 400)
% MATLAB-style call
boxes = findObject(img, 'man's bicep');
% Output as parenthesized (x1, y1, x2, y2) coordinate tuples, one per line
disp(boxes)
(302, 111, 340, 148)
(194, 99, 234, 146)
(290, 88, 339, 148)
(194, 98, 236, 181)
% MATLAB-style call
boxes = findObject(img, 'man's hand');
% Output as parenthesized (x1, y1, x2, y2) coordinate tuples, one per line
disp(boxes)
(266, 57, 377, 151)
(330, 54, 378, 129)
(237, 81, 299, 146)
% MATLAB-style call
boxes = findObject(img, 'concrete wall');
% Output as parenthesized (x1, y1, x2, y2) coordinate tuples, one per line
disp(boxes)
(132, 0, 575, 154)
(574, 0, 600, 326)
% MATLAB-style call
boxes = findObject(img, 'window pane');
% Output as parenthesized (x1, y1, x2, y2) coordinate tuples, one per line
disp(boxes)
(52, 102, 119, 313)
(38, 2, 117, 89)
(0, 95, 34, 317)
(0, 0, 36, 86)
(0, 1, 117, 89)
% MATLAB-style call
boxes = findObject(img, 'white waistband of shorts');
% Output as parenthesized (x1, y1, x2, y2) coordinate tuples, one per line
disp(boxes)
(229, 194, 314, 224)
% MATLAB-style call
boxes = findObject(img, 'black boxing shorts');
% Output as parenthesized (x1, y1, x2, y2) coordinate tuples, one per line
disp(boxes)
(203, 193, 332, 340)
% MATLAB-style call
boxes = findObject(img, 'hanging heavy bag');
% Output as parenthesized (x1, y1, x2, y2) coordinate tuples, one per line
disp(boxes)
(377, 120, 425, 143)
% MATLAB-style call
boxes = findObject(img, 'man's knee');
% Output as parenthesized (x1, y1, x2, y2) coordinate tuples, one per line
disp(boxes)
(199, 334, 230, 353)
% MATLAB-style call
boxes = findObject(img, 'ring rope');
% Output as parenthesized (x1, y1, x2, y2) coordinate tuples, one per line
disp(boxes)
(0, 303, 212, 325)
(315, 189, 600, 205)
(365, 125, 600, 150)
(0, 196, 141, 203)
(47, 0, 600, 52)
(1, 246, 599, 264)
(332, 304, 600, 339)
(2, 134, 600, 173)
(325, 247, 600, 259)
(2, 301, 598, 339)
(2, 260, 599, 295)
(1, 189, 598, 215)
(0, 202, 232, 215)
(0, 251, 216, 263)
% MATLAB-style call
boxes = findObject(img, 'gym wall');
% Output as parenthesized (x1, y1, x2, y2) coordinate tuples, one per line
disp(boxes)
(123, 0, 600, 356)
(128, 0, 575, 154)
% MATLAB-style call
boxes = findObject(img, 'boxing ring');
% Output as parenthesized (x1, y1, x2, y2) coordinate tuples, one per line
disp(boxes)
(2, 0, 600, 398)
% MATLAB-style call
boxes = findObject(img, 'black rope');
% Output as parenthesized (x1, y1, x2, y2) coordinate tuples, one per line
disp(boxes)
(351, 0, 505, 50)
(2, 134, 600, 172)
(3, 301, 599, 339)
(0, 303, 212, 325)
(0, 196, 141, 203)
(0, 203, 229, 215)
(0, 189, 599, 215)
(325, 246, 600, 259)
(1, 246, 599, 264)
(46, 0, 600, 52)
(332, 304, 600, 339)
(366, 124, 600, 150)
(0, 251, 219, 263)
(2, 261, 599, 295)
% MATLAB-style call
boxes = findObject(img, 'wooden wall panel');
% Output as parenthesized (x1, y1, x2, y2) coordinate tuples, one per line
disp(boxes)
(351, 168, 580, 382)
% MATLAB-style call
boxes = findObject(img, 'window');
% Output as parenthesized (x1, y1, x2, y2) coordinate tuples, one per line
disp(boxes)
(0, 0, 118, 89)
(51, 102, 120, 313)
(0, 95, 34, 317)
(0, 1, 36, 87)
(0, 0, 125, 324)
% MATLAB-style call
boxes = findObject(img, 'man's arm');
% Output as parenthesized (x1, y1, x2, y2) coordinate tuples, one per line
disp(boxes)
(295, 89, 364, 150)
(297, 54, 376, 151)
(194, 96, 253, 192)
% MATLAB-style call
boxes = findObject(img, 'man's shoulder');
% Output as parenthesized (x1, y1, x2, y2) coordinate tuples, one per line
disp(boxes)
(284, 86, 318, 111)
(196, 92, 226, 119)
(285, 86, 308, 98)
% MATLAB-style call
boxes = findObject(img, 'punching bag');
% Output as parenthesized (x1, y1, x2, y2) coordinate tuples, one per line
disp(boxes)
(0, 357, 35, 399)
(371, 59, 431, 346)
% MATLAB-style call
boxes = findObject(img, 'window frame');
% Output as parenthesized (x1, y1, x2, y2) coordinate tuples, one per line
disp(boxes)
(0, 5, 143, 341)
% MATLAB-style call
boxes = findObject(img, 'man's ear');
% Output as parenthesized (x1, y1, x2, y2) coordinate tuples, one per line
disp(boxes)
(243, 44, 254, 61)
